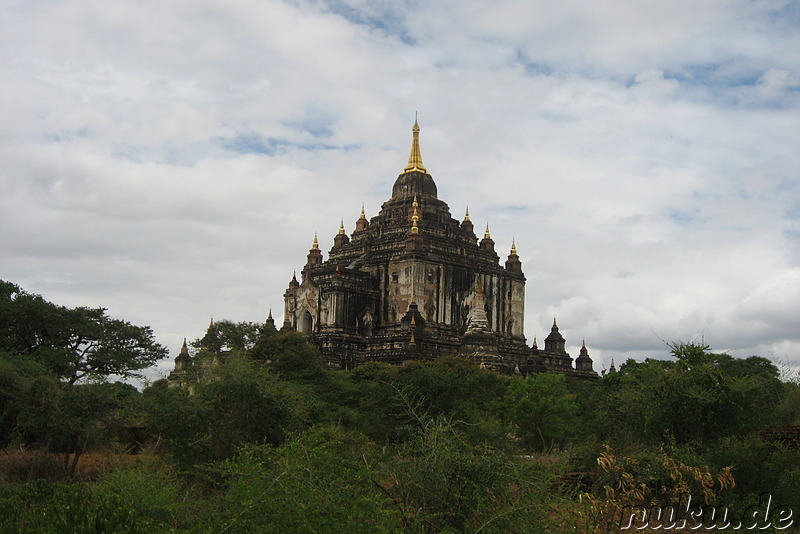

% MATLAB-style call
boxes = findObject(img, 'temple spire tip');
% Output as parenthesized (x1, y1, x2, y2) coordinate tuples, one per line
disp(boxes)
(404, 115, 427, 173)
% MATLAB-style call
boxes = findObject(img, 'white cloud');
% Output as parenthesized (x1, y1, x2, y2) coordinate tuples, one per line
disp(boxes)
(1, 0, 798, 382)
(757, 68, 799, 98)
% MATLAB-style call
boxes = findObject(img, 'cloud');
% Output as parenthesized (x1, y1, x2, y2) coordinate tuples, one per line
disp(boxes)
(0, 0, 798, 384)
(757, 68, 799, 99)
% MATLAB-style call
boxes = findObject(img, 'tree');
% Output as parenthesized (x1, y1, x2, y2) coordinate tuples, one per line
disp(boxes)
(250, 330, 325, 378)
(210, 425, 403, 533)
(143, 356, 308, 463)
(501, 373, 577, 451)
(0, 280, 167, 384)
(193, 319, 263, 355)
(589, 342, 787, 447)
(141, 379, 212, 469)
(14, 379, 141, 476)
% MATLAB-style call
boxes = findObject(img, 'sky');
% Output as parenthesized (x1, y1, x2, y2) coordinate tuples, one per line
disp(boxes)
(1, 0, 799, 383)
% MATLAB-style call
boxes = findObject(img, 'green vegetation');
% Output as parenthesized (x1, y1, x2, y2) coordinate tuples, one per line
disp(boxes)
(1, 280, 799, 532)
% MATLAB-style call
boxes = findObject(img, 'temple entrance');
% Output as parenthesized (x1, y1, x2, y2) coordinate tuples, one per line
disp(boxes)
(300, 310, 313, 333)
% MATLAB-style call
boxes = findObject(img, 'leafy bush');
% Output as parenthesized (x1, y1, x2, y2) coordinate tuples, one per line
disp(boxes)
(208, 425, 402, 533)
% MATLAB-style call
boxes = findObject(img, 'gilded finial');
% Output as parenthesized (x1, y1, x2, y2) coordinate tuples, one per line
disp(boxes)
(464, 206, 471, 222)
(360, 203, 365, 219)
(404, 116, 427, 173)
(410, 331, 416, 344)
(338, 219, 345, 235)
(312, 233, 319, 250)
(411, 314, 416, 326)
(510, 238, 517, 255)
(582, 339, 586, 348)
(484, 223, 491, 239)
(553, 317, 557, 327)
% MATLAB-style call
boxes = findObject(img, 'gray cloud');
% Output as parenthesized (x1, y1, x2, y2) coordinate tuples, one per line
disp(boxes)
(1, 0, 798, 383)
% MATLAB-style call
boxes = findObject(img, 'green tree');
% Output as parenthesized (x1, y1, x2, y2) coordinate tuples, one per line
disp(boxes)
(193, 319, 263, 355)
(144, 356, 308, 464)
(0, 280, 167, 384)
(393, 356, 509, 445)
(250, 330, 325, 378)
(14, 380, 141, 476)
(0, 354, 24, 447)
(589, 342, 787, 447)
(140, 379, 212, 469)
(382, 414, 557, 533)
(209, 425, 402, 534)
(501, 372, 577, 451)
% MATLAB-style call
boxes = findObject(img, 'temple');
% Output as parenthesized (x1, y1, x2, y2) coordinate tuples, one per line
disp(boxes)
(277, 119, 597, 379)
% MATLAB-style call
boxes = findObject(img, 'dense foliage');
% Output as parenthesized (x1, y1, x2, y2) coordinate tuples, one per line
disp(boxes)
(1, 281, 799, 532)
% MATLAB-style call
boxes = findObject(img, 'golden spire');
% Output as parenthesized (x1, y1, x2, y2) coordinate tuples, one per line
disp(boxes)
(553, 317, 558, 328)
(338, 219, 345, 235)
(582, 339, 586, 348)
(484, 223, 491, 239)
(312, 233, 319, 250)
(360, 203, 366, 219)
(403, 115, 427, 173)
(464, 206, 471, 221)
(410, 314, 416, 326)
(510, 238, 517, 255)
(410, 331, 416, 344)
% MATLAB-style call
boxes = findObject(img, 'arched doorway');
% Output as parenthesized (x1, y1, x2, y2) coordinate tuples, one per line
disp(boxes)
(300, 310, 313, 333)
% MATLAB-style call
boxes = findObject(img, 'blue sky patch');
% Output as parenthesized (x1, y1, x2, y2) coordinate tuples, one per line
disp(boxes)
(316, 0, 415, 45)
(219, 133, 354, 156)
(515, 49, 553, 77)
